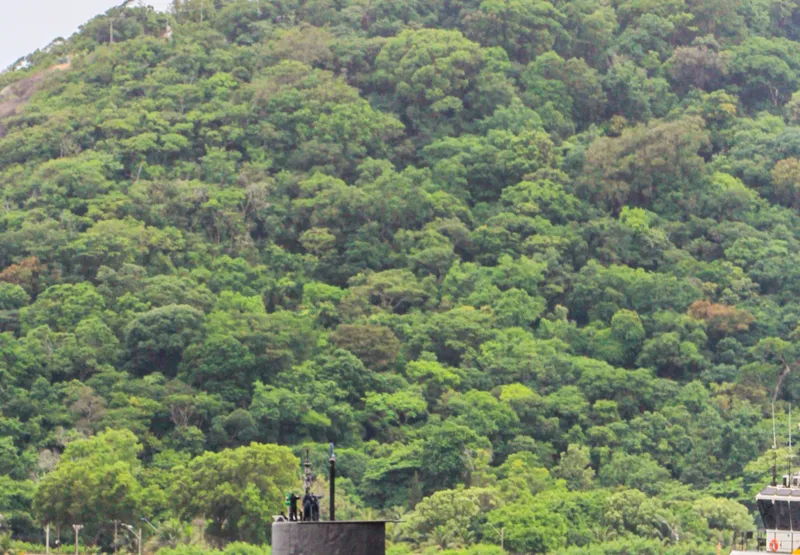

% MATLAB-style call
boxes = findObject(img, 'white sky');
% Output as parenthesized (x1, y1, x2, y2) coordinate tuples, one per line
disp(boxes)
(1, 0, 173, 70)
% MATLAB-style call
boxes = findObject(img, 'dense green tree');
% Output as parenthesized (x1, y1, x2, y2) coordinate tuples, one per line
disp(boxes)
(424, 128, 558, 202)
(400, 487, 499, 548)
(486, 492, 568, 553)
(20, 283, 105, 334)
(729, 36, 800, 108)
(521, 52, 607, 130)
(419, 420, 491, 493)
(33, 430, 151, 538)
(176, 443, 298, 543)
(373, 29, 513, 138)
(461, 0, 569, 64)
(125, 305, 205, 376)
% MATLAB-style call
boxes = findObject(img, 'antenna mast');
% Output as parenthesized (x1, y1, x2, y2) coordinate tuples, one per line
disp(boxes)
(329, 443, 336, 522)
(773, 401, 778, 487)
(303, 449, 313, 494)
(790, 402, 794, 480)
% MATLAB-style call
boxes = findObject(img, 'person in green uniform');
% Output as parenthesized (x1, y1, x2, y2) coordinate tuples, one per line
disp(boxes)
(286, 492, 300, 521)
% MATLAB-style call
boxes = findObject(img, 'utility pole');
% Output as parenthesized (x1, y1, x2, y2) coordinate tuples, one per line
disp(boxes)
(45, 523, 50, 555)
(486, 522, 504, 550)
(112, 520, 119, 554)
(141, 517, 157, 534)
(123, 523, 142, 555)
(72, 524, 83, 555)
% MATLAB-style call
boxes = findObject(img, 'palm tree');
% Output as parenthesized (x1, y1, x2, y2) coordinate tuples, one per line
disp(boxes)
(428, 526, 452, 551)
(593, 525, 618, 543)
(143, 520, 190, 552)
(0, 533, 17, 555)
(455, 527, 475, 548)
(386, 507, 408, 544)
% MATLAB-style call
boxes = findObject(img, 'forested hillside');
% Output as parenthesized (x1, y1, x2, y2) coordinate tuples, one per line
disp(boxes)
(5, 0, 800, 553)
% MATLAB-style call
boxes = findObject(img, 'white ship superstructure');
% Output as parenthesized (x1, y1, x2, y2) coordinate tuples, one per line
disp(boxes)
(732, 474, 800, 554)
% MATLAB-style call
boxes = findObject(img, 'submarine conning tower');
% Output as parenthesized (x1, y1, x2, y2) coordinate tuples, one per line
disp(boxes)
(272, 443, 397, 555)
(271, 520, 390, 555)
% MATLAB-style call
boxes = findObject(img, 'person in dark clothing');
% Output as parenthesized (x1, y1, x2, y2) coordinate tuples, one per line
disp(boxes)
(288, 492, 300, 521)
(302, 492, 323, 521)
(311, 494, 320, 521)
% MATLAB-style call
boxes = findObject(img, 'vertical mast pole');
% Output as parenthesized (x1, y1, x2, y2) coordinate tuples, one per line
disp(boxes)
(329, 443, 336, 521)
(773, 401, 778, 486)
